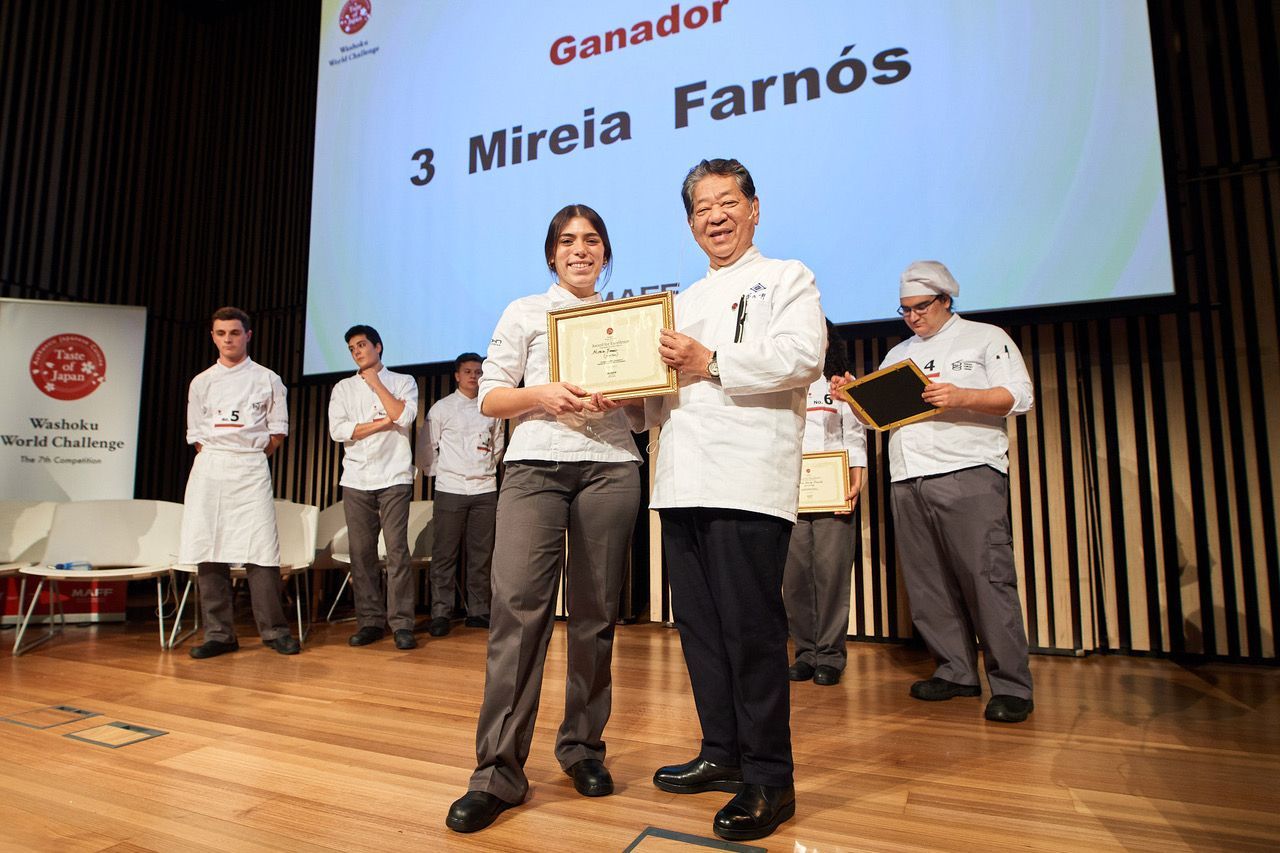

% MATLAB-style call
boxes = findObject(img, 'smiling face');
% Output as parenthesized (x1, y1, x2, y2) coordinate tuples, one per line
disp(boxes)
(347, 334, 382, 371)
(552, 216, 607, 296)
(211, 319, 251, 365)
(688, 173, 759, 269)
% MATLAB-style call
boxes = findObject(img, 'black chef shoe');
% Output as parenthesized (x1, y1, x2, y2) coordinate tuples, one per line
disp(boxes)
(393, 629, 417, 650)
(985, 694, 1034, 723)
(813, 665, 841, 686)
(713, 783, 796, 841)
(428, 616, 452, 637)
(464, 614, 491, 629)
(788, 661, 815, 681)
(566, 758, 614, 797)
(909, 677, 981, 701)
(266, 634, 301, 655)
(445, 791, 514, 833)
(189, 639, 239, 659)
(348, 626, 385, 646)
(653, 756, 744, 794)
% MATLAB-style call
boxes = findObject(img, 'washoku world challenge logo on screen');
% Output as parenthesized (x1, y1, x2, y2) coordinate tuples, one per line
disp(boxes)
(30, 334, 107, 401)
(339, 0, 371, 35)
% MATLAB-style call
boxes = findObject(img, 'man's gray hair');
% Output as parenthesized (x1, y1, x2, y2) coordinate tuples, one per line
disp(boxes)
(680, 158, 756, 217)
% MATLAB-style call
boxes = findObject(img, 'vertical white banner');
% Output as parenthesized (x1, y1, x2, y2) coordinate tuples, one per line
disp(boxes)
(0, 298, 147, 500)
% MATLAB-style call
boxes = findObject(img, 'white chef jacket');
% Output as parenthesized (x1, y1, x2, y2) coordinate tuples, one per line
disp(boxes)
(479, 283, 640, 464)
(180, 357, 287, 565)
(880, 314, 1033, 481)
(328, 367, 418, 490)
(802, 375, 867, 466)
(422, 390, 504, 495)
(185, 357, 288, 451)
(642, 246, 825, 522)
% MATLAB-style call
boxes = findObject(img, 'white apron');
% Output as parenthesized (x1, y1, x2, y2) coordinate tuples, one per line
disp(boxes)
(178, 448, 279, 566)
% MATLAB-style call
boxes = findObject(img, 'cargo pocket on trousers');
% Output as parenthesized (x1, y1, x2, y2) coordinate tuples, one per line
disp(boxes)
(985, 529, 1017, 585)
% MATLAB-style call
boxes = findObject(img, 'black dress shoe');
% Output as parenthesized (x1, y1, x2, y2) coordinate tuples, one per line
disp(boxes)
(267, 634, 301, 655)
(985, 694, 1034, 723)
(653, 757, 744, 794)
(189, 639, 239, 659)
(910, 677, 981, 701)
(393, 629, 417, 650)
(428, 616, 452, 637)
(813, 665, 841, 686)
(713, 783, 796, 841)
(788, 661, 815, 681)
(566, 758, 614, 797)
(464, 615, 491, 629)
(348, 626, 385, 646)
(445, 790, 514, 833)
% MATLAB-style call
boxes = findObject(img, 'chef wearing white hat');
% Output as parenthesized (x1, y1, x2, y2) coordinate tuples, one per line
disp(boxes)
(838, 260, 1036, 722)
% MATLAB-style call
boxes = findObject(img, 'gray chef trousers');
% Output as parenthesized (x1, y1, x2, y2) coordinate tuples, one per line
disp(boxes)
(782, 513, 854, 671)
(890, 465, 1033, 699)
(343, 483, 415, 632)
(468, 459, 640, 804)
(197, 562, 290, 643)
(661, 507, 795, 788)
(429, 489, 497, 619)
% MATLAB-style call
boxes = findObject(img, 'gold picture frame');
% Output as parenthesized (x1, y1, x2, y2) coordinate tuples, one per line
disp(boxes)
(798, 450, 852, 513)
(834, 359, 939, 431)
(547, 291, 677, 400)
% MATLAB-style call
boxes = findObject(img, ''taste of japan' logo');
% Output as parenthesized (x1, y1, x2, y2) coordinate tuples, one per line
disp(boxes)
(339, 0, 371, 35)
(30, 333, 107, 401)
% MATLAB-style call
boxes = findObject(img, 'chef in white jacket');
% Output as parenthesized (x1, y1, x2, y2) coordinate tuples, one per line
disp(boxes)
(180, 306, 299, 658)
(839, 260, 1035, 723)
(642, 158, 824, 843)
(783, 320, 867, 688)
(328, 324, 419, 651)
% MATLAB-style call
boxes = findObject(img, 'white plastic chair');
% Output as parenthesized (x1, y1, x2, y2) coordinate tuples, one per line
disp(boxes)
(0, 501, 60, 637)
(13, 500, 182, 655)
(168, 500, 320, 647)
(323, 499, 433, 622)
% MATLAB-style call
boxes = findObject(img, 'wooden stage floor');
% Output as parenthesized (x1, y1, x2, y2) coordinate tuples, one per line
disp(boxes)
(1, 620, 1278, 852)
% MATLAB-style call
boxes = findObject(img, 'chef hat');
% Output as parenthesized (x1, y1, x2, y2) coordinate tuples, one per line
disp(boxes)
(900, 261, 960, 299)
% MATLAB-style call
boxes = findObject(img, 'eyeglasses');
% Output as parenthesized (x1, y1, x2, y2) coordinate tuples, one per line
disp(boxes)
(897, 296, 939, 317)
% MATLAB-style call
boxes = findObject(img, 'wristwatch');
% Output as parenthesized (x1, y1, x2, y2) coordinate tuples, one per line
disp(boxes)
(706, 351, 720, 378)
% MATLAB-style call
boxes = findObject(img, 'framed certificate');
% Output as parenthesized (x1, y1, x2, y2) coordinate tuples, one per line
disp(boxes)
(798, 450, 852, 513)
(547, 291, 677, 400)
(835, 359, 939, 431)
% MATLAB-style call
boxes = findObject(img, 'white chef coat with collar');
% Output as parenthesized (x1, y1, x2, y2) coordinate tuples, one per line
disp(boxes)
(185, 357, 288, 452)
(479, 283, 640, 465)
(880, 313, 1033, 482)
(802, 375, 868, 466)
(180, 357, 287, 566)
(642, 246, 825, 522)
(423, 390, 504, 495)
(328, 367, 419, 490)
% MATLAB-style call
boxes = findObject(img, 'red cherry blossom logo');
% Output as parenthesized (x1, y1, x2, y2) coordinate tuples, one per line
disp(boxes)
(339, 0, 371, 35)
(30, 334, 107, 401)
(606, 327, 614, 335)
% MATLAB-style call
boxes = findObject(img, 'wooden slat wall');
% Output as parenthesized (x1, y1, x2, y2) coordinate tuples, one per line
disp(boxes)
(3, 0, 1277, 660)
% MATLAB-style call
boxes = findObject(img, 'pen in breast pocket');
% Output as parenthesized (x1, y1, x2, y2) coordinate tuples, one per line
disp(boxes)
(734, 294, 748, 343)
